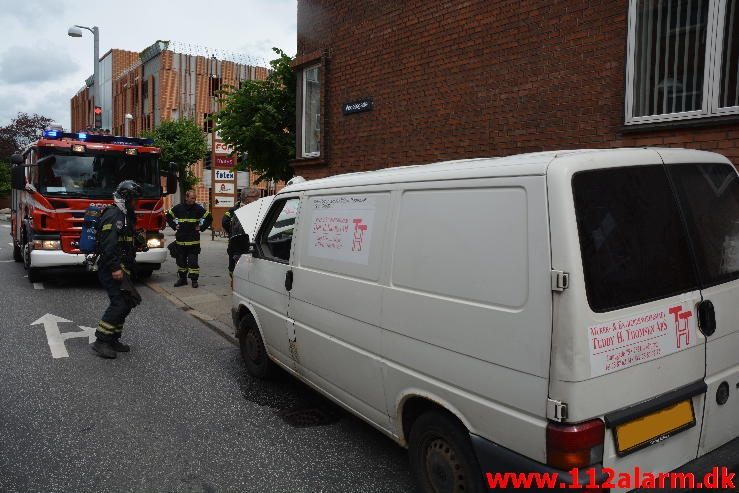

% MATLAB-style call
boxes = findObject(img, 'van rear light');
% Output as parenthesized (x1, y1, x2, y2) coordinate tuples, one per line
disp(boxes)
(547, 419, 605, 470)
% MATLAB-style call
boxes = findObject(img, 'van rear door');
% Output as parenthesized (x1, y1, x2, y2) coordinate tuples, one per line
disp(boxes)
(548, 149, 706, 480)
(658, 150, 739, 456)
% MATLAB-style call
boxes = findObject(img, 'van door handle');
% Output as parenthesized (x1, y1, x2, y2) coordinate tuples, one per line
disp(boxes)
(697, 300, 716, 337)
(285, 270, 293, 291)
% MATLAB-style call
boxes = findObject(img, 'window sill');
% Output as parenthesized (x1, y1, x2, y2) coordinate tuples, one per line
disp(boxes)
(290, 157, 327, 168)
(622, 114, 739, 134)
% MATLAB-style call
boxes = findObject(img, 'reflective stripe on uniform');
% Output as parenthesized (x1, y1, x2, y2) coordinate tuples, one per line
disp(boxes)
(176, 240, 201, 246)
(101, 224, 112, 231)
(224, 211, 231, 217)
(97, 320, 117, 335)
(177, 218, 199, 223)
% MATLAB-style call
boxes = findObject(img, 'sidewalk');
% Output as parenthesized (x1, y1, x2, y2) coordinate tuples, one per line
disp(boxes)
(146, 229, 237, 344)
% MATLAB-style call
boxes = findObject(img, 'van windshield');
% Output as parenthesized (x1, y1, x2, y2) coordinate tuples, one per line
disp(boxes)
(573, 165, 699, 312)
(573, 163, 739, 312)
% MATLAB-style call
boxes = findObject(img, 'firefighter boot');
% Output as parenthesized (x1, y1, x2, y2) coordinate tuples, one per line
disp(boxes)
(191, 280, 198, 288)
(91, 340, 117, 359)
(110, 337, 130, 352)
(174, 277, 188, 287)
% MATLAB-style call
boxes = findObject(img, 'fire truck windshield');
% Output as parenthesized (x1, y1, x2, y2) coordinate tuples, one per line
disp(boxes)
(37, 151, 161, 198)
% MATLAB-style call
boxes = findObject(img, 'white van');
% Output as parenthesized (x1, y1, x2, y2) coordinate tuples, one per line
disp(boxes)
(231, 148, 739, 492)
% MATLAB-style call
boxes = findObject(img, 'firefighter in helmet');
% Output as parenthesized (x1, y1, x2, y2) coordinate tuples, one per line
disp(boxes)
(166, 190, 212, 288)
(93, 180, 145, 359)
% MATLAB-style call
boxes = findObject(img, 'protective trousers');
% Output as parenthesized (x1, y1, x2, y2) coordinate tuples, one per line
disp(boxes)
(176, 245, 200, 280)
(96, 268, 133, 342)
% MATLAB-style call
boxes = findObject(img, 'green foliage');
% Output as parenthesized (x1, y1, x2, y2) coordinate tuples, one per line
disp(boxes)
(143, 119, 207, 195)
(216, 48, 296, 183)
(0, 162, 10, 198)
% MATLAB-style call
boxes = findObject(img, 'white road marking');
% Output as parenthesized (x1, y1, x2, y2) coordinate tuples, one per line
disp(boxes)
(30, 314, 95, 359)
(1, 224, 9, 228)
(7, 243, 12, 246)
(33, 282, 44, 290)
(0, 260, 14, 263)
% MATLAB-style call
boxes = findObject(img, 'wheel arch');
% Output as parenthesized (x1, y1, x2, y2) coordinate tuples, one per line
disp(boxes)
(397, 391, 472, 448)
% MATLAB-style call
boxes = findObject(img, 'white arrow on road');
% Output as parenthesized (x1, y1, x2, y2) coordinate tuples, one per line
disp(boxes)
(31, 314, 96, 359)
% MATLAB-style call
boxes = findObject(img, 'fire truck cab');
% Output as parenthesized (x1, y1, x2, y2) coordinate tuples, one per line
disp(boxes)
(9, 129, 176, 282)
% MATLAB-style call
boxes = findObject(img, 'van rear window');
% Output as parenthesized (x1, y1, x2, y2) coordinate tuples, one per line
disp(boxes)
(573, 166, 699, 312)
(668, 163, 739, 287)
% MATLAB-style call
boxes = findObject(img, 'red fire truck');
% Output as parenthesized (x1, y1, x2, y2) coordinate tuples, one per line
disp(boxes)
(9, 129, 177, 282)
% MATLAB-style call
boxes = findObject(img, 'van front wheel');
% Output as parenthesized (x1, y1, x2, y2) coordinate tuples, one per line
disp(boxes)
(409, 411, 485, 493)
(238, 317, 276, 379)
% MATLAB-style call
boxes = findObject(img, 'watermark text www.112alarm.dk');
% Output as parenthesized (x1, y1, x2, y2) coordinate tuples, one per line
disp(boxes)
(486, 466, 735, 490)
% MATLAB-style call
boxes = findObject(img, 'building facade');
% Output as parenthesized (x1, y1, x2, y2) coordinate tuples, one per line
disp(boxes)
(71, 41, 272, 214)
(292, 0, 739, 179)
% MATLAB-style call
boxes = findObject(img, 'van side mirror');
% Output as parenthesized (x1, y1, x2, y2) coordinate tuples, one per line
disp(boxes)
(10, 153, 23, 165)
(230, 234, 253, 256)
(11, 166, 26, 190)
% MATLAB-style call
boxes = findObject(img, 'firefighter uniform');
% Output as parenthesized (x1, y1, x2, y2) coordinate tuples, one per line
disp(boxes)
(166, 202, 212, 283)
(96, 205, 141, 343)
(222, 202, 242, 277)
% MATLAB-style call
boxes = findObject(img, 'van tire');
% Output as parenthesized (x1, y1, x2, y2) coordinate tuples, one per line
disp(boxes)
(27, 268, 42, 283)
(408, 411, 485, 493)
(238, 317, 276, 379)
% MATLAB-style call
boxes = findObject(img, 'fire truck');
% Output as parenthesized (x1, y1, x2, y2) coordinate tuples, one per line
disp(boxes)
(8, 129, 177, 282)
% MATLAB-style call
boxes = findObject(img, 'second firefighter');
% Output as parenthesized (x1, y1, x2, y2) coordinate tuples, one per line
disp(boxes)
(166, 190, 212, 288)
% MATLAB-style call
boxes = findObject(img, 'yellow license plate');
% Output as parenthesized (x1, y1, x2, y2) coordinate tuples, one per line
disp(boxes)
(614, 399, 696, 456)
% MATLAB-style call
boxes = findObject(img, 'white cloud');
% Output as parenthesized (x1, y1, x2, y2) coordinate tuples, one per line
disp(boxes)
(0, 47, 79, 84)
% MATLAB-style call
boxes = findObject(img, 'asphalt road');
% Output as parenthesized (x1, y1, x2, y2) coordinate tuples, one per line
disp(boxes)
(0, 224, 415, 493)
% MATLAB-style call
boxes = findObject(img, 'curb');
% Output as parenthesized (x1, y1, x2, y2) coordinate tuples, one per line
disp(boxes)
(145, 280, 238, 346)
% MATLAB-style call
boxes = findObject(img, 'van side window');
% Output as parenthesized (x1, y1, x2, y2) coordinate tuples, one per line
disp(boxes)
(257, 198, 300, 262)
(669, 163, 739, 287)
(573, 166, 698, 312)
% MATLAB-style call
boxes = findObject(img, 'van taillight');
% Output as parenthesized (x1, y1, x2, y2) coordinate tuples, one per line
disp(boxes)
(546, 419, 605, 470)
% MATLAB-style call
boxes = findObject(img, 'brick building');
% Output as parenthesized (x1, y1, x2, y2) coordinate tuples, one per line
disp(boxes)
(291, 0, 739, 179)
(71, 41, 272, 212)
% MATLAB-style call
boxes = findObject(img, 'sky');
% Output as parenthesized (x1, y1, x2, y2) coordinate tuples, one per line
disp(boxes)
(0, 0, 297, 130)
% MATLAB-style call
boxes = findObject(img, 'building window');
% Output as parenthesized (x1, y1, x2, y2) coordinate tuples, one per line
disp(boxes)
(626, 0, 739, 124)
(301, 65, 321, 157)
(210, 76, 221, 95)
(203, 113, 213, 134)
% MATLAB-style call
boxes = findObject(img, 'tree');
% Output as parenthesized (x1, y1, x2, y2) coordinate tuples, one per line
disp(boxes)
(0, 112, 54, 160)
(0, 162, 10, 198)
(144, 119, 207, 199)
(216, 48, 296, 183)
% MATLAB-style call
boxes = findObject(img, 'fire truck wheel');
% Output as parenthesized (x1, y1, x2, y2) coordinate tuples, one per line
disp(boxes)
(13, 243, 22, 262)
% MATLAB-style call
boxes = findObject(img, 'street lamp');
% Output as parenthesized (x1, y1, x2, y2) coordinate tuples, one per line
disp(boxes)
(68, 25, 100, 129)
(124, 113, 133, 137)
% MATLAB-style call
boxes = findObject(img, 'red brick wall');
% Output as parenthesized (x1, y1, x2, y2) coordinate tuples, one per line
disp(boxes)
(294, 0, 739, 179)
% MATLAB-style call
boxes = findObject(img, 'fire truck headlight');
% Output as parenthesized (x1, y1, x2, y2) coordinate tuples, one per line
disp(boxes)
(32, 240, 61, 250)
(147, 238, 164, 249)
(72, 144, 86, 153)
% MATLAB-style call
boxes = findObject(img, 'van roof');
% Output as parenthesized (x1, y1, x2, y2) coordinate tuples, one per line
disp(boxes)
(279, 148, 724, 193)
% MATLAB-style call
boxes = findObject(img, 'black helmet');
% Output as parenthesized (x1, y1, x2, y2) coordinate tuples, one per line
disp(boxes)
(114, 180, 143, 201)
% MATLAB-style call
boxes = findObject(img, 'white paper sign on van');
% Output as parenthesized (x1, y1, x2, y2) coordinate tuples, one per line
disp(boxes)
(308, 196, 375, 265)
(588, 303, 697, 377)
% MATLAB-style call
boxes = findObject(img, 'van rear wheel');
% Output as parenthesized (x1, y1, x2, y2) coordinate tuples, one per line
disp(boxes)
(238, 317, 276, 379)
(409, 411, 485, 493)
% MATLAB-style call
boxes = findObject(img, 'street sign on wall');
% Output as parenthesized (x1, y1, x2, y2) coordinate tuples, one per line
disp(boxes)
(215, 142, 234, 155)
(215, 156, 233, 169)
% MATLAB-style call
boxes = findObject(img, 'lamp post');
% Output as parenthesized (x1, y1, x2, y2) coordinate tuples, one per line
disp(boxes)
(68, 25, 100, 129)
(124, 113, 133, 137)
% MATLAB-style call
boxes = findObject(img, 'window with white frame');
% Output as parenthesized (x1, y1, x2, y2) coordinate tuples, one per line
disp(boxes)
(302, 65, 321, 157)
(626, 0, 739, 124)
